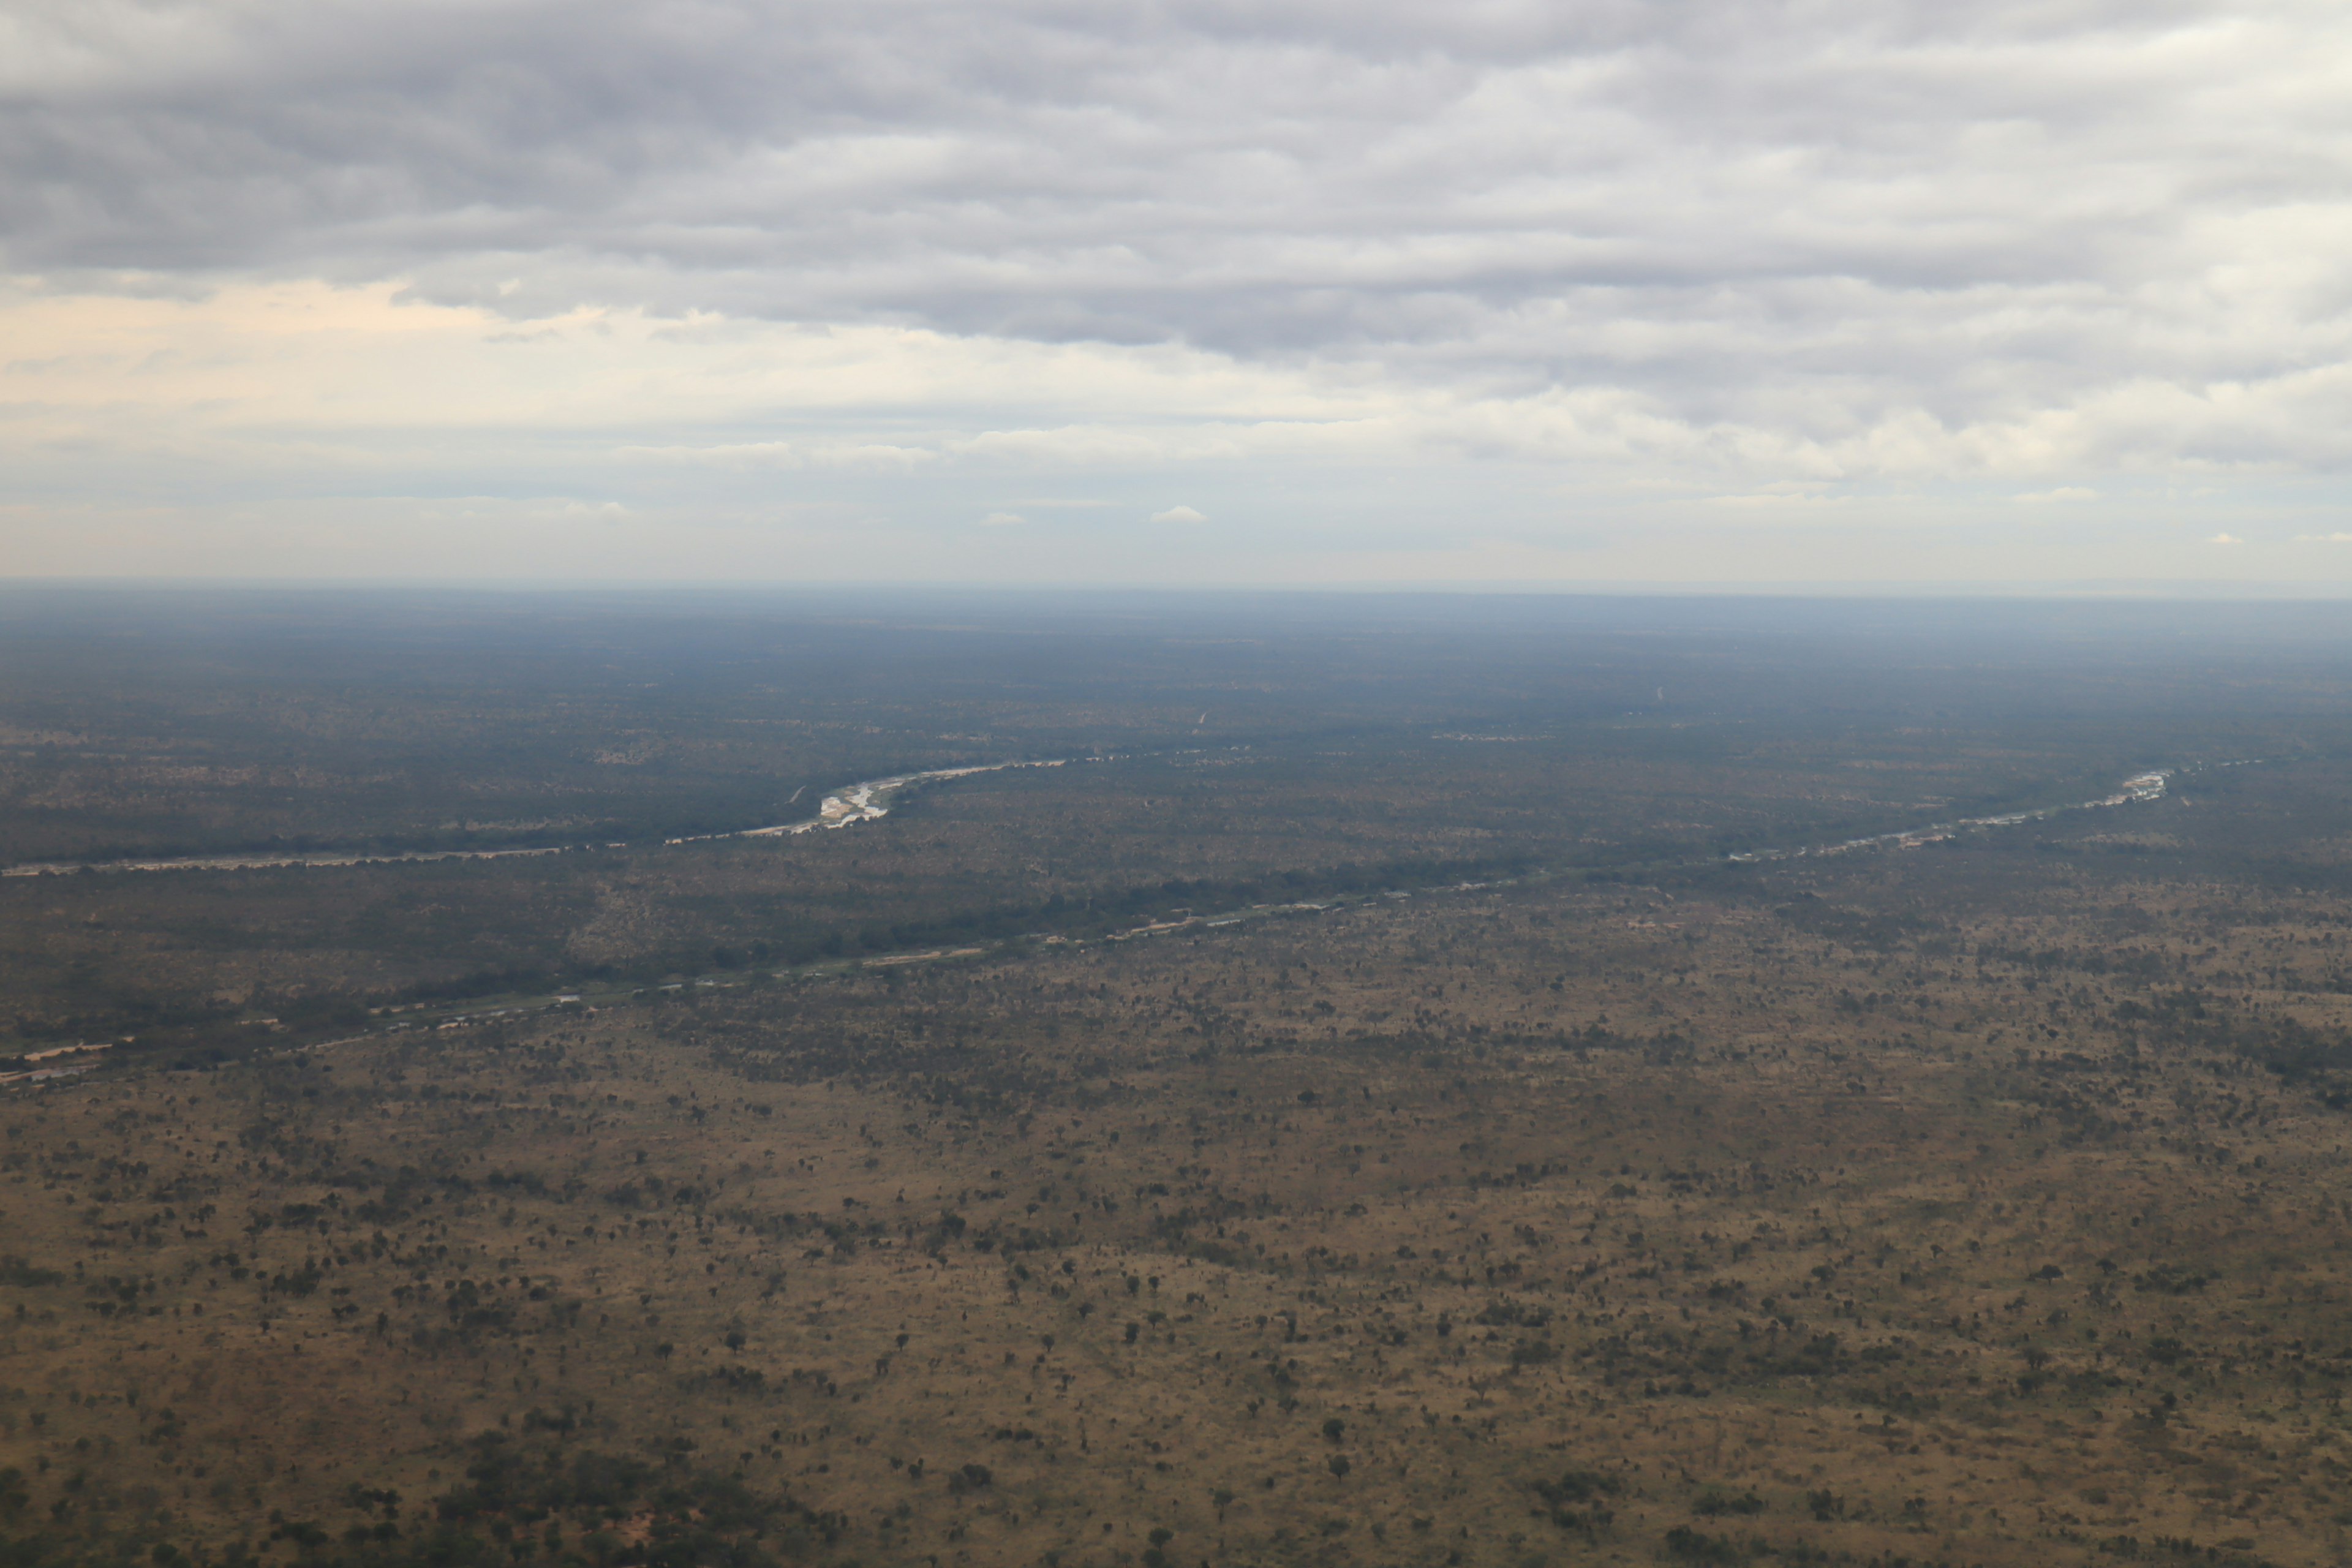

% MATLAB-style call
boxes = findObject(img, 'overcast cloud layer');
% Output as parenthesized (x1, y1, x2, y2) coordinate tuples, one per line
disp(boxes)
(4, 0, 2351, 584)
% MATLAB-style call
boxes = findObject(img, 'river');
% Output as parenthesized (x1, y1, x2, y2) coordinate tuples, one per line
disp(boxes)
(1, 754, 2235, 881)
(0, 758, 1072, 878)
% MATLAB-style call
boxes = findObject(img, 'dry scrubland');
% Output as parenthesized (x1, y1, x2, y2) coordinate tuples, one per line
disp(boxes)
(1, 589, 2179, 1059)
(7, 848, 2352, 1568)
(0, 737, 2104, 1053)
(9, 593, 2352, 1568)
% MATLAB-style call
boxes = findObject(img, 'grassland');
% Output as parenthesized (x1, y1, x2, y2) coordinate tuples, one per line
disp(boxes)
(8, 771, 2352, 1568)
(6, 593, 2352, 1568)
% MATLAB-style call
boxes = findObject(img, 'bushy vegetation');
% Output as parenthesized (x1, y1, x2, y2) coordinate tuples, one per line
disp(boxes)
(7, 592, 2352, 1566)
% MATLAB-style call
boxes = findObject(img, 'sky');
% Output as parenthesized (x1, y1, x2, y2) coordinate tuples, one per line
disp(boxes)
(4, 0, 2351, 588)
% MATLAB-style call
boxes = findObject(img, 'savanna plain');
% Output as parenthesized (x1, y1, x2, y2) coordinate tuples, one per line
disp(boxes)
(4, 592, 2351, 1568)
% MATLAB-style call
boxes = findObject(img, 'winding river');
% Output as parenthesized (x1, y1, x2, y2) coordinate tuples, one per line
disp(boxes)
(0, 754, 2235, 881)
(0, 758, 1072, 878)
(1725, 768, 2172, 863)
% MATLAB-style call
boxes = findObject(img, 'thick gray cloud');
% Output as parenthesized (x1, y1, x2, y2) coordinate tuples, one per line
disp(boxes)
(4, 0, 2350, 572)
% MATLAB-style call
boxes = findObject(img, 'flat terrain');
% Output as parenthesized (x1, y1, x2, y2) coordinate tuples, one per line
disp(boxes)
(5, 594, 2352, 1568)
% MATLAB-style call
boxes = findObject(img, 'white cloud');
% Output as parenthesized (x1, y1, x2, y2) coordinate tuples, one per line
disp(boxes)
(979, 511, 1025, 526)
(6, 2, 2352, 582)
(2208, 532, 2247, 545)
(1150, 505, 1208, 525)
(2296, 532, 2352, 543)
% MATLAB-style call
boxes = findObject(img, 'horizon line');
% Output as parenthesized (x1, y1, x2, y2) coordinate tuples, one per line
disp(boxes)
(7, 576, 2352, 601)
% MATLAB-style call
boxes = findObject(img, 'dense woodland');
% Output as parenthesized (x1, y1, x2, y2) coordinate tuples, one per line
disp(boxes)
(5, 593, 2352, 1567)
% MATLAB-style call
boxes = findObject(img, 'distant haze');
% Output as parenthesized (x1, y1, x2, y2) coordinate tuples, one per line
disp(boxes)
(4, 1, 2350, 587)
